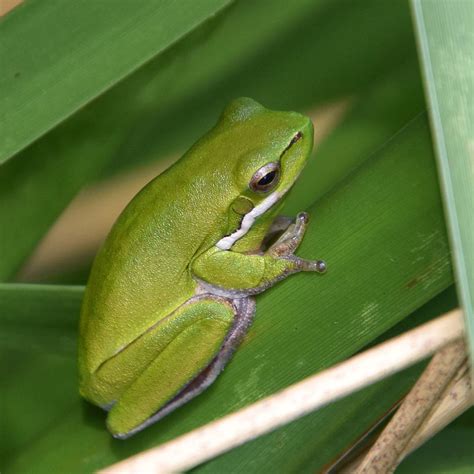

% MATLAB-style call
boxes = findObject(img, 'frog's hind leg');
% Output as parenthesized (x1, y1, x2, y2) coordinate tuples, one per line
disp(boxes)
(130, 296, 256, 435)
(107, 295, 255, 439)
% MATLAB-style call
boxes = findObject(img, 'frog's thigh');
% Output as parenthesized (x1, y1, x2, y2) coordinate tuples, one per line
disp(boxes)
(106, 296, 235, 438)
(87, 296, 233, 406)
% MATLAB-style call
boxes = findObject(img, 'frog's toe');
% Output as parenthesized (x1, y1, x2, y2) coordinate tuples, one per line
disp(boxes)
(296, 211, 309, 225)
(312, 259, 327, 273)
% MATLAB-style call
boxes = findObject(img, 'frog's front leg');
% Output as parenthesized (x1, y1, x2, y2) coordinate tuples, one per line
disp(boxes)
(267, 212, 325, 271)
(193, 222, 325, 296)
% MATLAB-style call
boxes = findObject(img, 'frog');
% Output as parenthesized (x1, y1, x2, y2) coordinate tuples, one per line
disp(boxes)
(78, 97, 326, 439)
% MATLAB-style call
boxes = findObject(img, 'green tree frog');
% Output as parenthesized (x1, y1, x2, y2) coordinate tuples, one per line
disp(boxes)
(78, 98, 326, 439)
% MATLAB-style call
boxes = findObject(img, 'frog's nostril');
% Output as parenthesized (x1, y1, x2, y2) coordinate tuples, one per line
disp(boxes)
(291, 131, 303, 144)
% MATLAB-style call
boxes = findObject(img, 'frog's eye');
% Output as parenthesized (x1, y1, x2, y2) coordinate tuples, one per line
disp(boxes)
(249, 162, 280, 193)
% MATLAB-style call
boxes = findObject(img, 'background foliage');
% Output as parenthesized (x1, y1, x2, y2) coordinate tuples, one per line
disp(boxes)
(1, 1, 472, 472)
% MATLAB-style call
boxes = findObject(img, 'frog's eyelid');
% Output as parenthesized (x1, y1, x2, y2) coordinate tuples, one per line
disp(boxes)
(249, 162, 280, 193)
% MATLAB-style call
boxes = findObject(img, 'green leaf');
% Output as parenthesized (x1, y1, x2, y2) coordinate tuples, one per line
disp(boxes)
(286, 286, 459, 473)
(284, 58, 425, 215)
(194, 116, 453, 473)
(411, 0, 474, 374)
(0, 283, 81, 355)
(1, 0, 418, 281)
(0, 0, 232, 281)
(2, 114, 452, 472)
(109, 0, 420, 174)
(0, 0, 233, 164)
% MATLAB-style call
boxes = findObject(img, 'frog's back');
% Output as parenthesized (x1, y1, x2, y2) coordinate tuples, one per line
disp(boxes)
(78, 156, 226, 377)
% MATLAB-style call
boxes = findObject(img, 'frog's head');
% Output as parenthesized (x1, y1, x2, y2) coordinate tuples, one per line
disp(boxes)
(218, 98, 313, 200)
(209, 97, 314, 250)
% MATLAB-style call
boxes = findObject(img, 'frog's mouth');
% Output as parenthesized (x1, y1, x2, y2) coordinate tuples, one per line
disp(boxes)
(215, 190, 282, 251)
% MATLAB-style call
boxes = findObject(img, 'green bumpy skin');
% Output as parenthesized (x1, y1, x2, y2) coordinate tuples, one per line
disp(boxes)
(78, 97, 325, 438)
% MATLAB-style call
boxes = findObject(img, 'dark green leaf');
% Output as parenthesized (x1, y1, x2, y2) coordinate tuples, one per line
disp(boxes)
(0, 0, 233, 164)
(1, 0, 418, 281)
(2, 115, 452, 473)
(412, 0, 474, 373)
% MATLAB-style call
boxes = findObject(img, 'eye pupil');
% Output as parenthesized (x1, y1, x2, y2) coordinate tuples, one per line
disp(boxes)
(258, 171, 276, 186)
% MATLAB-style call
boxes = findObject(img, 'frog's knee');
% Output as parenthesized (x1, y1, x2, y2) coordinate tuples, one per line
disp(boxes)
(184, 296, 235, 324)
(79, 373, 115, 408)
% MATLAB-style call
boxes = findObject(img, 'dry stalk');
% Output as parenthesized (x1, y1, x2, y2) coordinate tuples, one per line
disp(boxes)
(401, 361, 472, 459)
(336, 355, 472, 473)
(354, 339, 468, 473)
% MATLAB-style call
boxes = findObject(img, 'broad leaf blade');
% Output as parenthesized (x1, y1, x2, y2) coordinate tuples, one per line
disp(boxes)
(0, 283, 82, 354)
(2, 115, 452, 472)
(194, 116, 452, 473)
(1, 0, 418, 281)
(411, 0, 474, 375)
(0, 0, 233, 164)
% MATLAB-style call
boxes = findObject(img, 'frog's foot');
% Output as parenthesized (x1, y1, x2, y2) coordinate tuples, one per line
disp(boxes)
(267, 212, 309, 257)
(266, 213, 326, 273)
(107, 296, 256, 439)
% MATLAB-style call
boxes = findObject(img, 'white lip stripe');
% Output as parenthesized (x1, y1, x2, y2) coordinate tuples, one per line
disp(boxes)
(216, 192, 281, 250)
